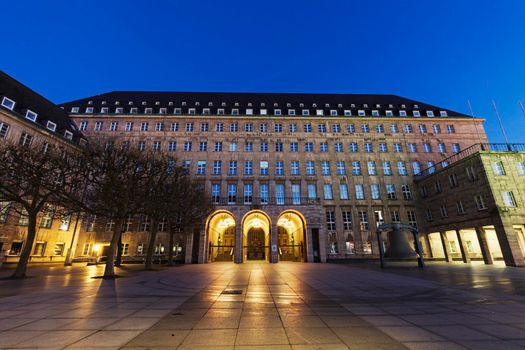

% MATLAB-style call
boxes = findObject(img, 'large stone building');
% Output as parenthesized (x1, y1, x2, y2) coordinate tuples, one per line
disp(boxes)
(60, 91, 490, 264)
(415, 143, 525, 266)
(0, 71, 85, 264)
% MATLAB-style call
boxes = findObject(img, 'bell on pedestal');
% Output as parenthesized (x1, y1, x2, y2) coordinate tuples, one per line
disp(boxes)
(384, 223, 418, 259)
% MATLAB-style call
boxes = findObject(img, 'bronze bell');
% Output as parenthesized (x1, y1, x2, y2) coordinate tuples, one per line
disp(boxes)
(384, 224, 418, 259)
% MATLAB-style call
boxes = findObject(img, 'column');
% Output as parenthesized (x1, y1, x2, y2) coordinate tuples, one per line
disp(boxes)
(270, 223, 278, 263)
(197, 228, 207, 264)
(423, 233, 434, 258)
(493, 218, 525, 267)
(475, 227, 494, 265)
(439, 231, 453, 262)
(184, 232, 193, 264)
(455, 229, 471, 263)
(234, 225, 243, 264)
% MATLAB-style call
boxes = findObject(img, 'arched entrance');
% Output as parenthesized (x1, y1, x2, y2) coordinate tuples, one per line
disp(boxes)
(277, 210, 307, 262)
(242, 210, 271, 262)
(206, 210, 236, 262)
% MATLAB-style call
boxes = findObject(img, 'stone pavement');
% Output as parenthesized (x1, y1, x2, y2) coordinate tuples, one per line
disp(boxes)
(0, 261, 524, 349)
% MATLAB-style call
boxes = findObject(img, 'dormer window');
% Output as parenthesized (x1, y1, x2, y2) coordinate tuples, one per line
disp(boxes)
(155, 101, 160, 105)
(286, 103, 291, 107)
(1, 97, 15, 110)
(101, 101, 107, 105)
(145, 108, 153, 114)
(218, 108, 225, 115)
(247, 102, 252, 107)
(371, 110, 379, 117)
(203, 108, 210, 115)
(188, 108, 196, 115)
(401, 104, 406, 108)
(159, 108, 167, 114)
(86, 107, 94, 113)
(168, 101, 174, 106)
(385, 110, 393, 117)
(273, 103, 278, 107)
(274, 109, 282, 116)
(25, 110, 38, 121)
(338, 104, 343, 108)
(260, 103, 265, 107)
(208, 102, 213, 106)
(376, 104, 381, 108)
(302, 109, 310, 116)
(399, 110, 407, 117)
(128, 101, 133, 105)
(299, 103, 304, 107)
(426, 111, 434, 117)
(330, 110, 337, 116)
(232, 109, 239, 115)
(130, 107, 138, 114)
(363, 104, 368, 108)
(344, 110, 351, 116)
(357, 110, 365, 116)
(195, 102, 200, 106)
(221, 102, 226, 107)
(288, 109, 296, 116)
(182, 101, 187, 106)
(88, 101, 93, 105)
(64, 130, 73, 140)
(46, 121, 57, 132)
(115, 101, 120, 105)
(350, 104, 355, 108)
(414, 104, 419, 109)
(316, 109, 323, 116)
(174, 108, 182, 114)
(101, 107, 109, 113)
(413, 110, 421, 117)
(325, 104, 330, 108)
(115, 107, 124, 113)
(234, 102, 239, 107)
(141, 101, 147, 106)
(71, 107, 80, 113)
(312, 103, 317, 108)
(440, 110, 448, 117)
(246, 108, 253, 115)
(260, 109, 267, 115)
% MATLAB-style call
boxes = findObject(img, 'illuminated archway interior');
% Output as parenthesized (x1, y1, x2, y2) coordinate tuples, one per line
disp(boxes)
(207, 211, 236, 262)
(243, 211, 271, 261)
(277, 211, 306, 261)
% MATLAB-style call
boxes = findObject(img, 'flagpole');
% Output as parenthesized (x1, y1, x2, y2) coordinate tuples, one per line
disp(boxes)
(491, 100, 510, 148)
(467, 100, 484, 146)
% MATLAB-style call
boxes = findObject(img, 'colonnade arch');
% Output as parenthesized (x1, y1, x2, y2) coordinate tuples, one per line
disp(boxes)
(205, 210, 236, 262)
(277, 210, 307, 262)
(241, 210, 272, 262)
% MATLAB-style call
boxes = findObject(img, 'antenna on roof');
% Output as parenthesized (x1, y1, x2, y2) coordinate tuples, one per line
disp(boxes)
(467, 100, 483, 145)
(491, 100, 510, 145)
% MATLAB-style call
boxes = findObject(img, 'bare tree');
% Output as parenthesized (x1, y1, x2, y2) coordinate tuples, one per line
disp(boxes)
(0, 141, 84, 278)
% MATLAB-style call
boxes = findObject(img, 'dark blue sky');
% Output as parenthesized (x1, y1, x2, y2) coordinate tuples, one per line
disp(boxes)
(2, 0, 525, 142)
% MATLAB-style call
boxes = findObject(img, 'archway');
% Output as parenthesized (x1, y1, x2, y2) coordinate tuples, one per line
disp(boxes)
(277, 210, 307, 262)
(206, 210, 236, 262)
(242, 210, 271, 262)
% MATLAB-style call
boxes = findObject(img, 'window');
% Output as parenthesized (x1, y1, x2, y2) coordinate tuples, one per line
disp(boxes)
(197, 161, 206, 175)
(342, 211, 352, 230)
(274, 109, 282, 116)
(390, 124, 399, 133)
(289, 123, 298, 132)
(332, 124, 341, 133)
(492, 161, 506, 176)
(116, 107, 124, 113)
(375, 124, 384, 133)
(323, 184, 333, 200)
(425, 208, 433, 221)
(78, 121, 88, 131)
(456, 201, 466, 215)
(138, 141, 146, 151)
(435, 180, 442, 193)
(140, 122, 149, 131)
(475, 194, 487, 210)
(292, 184, 301, 205)
(214, 142, 223, 152)
(25, 109, 38, 122)
(361, 124, 369, 133)
(40, 205, 54, 228)
(260, 161, 269, 175)
(447, 125, 455, 133)
(438, 143, 447, 153)
(427, 111, 435, 117)
(344, 110, 351, 116)
(137, 243, 145, 255)
(290, 142, 298, 152)
(383, 161, 392, 175)
(440, 205, 448, 218)
(393, 143, 402, 153)
(168, 141, 176, 152)
(404, 124, 413, 133)
(229, 142, 238, 152)
(245, 123, 253, 132)
(228, 184, 237, 204)
(517, 162, 525, 175)
(244, 183, 253, 204)
(413, 110, 421, 117)
(59, 214, 71, 231)
(358, 211, 369, 230)
(260, 183, 269, 204)
(440, 111, 448, 117)
(355, 184, 365, 200)
(466, 166, 478, 180)
(244, 142, 253, 152)
(336, 161, 346, 175)
(200, 122, 209, 132)
(213, 160, 222, 175)
(291, 161, 299, 175)
(71, 107, 80, 113)
(412, 161, 421, 175)
(371, 184, 380, 199)
(288, 109, 296, 116)
(385, 110, 393, 117)
(82, 243, 92, 256)
(352, 161, 361, 175)
(358, 110, 366, 117)
(452, 143, 461, 154)
(391, 210, 400, 223)
(19, 133, 33, 146)
(418, 124, 427, 134)
(307, 183, 317, 200)
(52, 243, 65, 256)
(230, 123, 239, 132)
(326, 211, 336, 231)
(46, 121, 57, 132)
(229, 160, 238, 175)
(349, 143, 358, 153)
(171, 122, 179, 131)
(386, 184, 396, 199)
(1, 96, 15, 110)
(276, 161, 284, 175)
(304, 123, 312, 133)
(260, 123, 268, 132)
(94, 121, 103, 131)
(432, 124, 441, 133)
(339, 184, 349, 200)
(305, 142, 313, 152)
(274, 123, 282, 132)
(502, 191, 517, 207)
(244, 160, 253, 175)
(0, 202, 9, 223)
(183, 141, 192, 152)
(334, 143, 343, 153)
(449, 173, 459, 187)
(276, 183, 285, 205)
(185, 123, 194, 132)
(423, 143, 432, 153)
(402, 185, 412, 200)
(347, 124, 355, 133)
(306, 161, 315, 175)
(211, 183, 221, 203)
(322, 161, 330, 175)
(397, 161, 407, 175)
(320, 143, 328, 152)
(367, 161, 377, 175)
(275, 142, 283, 152)
(145, 107, 153, 114)
(407, 211, 417, 228)
(330, 110, 338, 116)
(260, 142, 268, 152)
(379, 143, 388, 153)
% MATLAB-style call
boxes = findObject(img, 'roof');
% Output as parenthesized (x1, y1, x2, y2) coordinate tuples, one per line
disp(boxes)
(0, 70, 84, 143)
(60, 91, 471, 118)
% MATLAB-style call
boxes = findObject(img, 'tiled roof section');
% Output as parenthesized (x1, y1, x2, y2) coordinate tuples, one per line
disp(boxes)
(0, 70, 84, 143)
(60, 91, 471, 118)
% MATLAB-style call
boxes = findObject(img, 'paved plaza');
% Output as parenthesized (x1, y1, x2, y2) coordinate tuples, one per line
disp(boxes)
(0, 262, 525, 349)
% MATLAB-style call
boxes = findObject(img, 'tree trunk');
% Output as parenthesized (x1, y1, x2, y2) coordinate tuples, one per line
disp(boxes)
(11, 212, 38, 279)
(115, 232, 123, 267)
(145, 218, 159, 270)
(168, 230, 174, 266)
(103, 218, 123, 279)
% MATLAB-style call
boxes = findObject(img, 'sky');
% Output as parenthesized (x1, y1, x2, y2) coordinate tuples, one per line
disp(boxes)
(2, 0, 525, 143)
